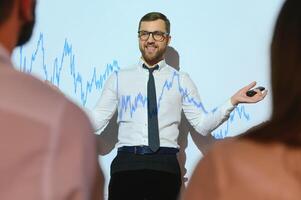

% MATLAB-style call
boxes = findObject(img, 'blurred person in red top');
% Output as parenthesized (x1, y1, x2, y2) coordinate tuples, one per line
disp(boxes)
(0, 0, 104, 199)
(182, 0, 301, 199)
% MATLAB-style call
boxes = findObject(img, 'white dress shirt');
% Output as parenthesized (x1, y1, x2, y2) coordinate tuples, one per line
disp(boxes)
(89, 59, 235, 148)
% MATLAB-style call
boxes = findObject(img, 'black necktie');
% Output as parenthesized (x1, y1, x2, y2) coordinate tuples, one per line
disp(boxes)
(143, 64, 160, 152)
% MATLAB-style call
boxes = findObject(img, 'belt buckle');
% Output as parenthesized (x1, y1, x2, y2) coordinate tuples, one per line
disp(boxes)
(134, 146, 142, 154)
(134, 146, 138, 154)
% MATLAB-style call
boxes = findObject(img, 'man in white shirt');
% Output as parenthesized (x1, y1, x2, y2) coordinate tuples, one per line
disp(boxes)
(0, 0, 103, 199)
(90, 12, 267, 200)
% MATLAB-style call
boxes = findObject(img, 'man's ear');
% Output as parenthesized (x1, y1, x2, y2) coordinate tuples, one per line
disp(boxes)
(19, 0, 34, 22)
(167, 36, 171, 46)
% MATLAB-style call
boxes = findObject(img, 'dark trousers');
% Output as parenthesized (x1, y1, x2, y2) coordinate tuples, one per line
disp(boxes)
(108, 169, 182, 200)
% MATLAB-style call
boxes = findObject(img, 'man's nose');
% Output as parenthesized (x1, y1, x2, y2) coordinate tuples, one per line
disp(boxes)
(146, 33, 155, 42)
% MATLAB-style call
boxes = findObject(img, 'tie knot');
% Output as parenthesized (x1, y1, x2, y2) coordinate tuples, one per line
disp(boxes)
(143, 64, 159, 73)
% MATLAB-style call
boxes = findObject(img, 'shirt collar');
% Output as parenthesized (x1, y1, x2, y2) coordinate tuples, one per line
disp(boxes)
(0, 43, 12, 67)
(139, 58, 166, 71)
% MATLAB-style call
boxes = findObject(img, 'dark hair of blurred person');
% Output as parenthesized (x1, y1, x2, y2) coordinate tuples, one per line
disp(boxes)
(243, 0, 301, 146)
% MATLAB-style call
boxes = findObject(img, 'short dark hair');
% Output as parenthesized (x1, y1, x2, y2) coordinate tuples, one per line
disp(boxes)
(243, 0, 301, 146)
(138, 12, 170, 34)
(0, 0, 14, 25)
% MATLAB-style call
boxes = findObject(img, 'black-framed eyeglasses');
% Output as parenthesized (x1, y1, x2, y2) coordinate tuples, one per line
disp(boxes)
(138, 31, 169, 42)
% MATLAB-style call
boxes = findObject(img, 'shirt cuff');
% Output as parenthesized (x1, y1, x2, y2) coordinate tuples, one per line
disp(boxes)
(223, 99, 237, 113)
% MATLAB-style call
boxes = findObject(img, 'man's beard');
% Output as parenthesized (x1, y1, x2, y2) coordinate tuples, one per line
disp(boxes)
(140, 45, 166, 65)
(17, 1, 36, 46)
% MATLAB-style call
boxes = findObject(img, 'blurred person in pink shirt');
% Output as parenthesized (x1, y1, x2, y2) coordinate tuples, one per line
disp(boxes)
(182, 0, 301, 200)
(0, 0, 104, 199)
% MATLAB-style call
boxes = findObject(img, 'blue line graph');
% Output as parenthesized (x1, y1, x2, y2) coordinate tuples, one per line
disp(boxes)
(17, 33, 251, 138)
(118, 71, 210, 118)
(17, 33, 120, 105)
(212, 106, 250, 139)
(157, 71, 251, 139)
(119, 92, 147, 120)
(117, 71, 251, 139)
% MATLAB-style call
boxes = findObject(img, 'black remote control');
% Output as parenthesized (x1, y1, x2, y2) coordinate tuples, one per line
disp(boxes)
(246, 86, 265, 97)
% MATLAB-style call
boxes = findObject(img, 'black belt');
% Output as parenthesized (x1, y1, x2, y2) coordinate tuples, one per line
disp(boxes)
(118, 146, 179, 155)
